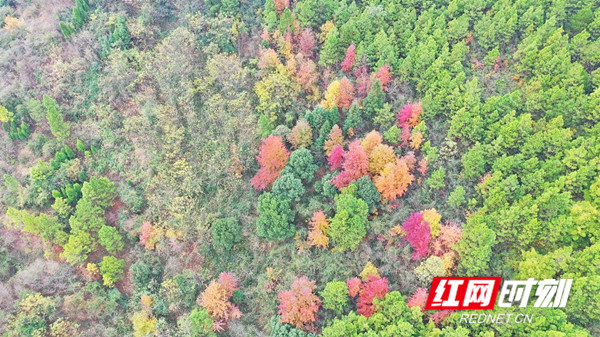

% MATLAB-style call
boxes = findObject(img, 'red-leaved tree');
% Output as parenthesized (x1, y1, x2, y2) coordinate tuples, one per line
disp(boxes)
(251, 136, 290, 190)
(218, 272, 238, 297)
(406, 286, 452, 325)
(402, 212, 431, 260)
(374, 65, 392, 91)
(341, 45, 356, 73)
(430, 310, 453, 325)
(354, 64, 370, 98)
(260, 29, 270, 43)
(397, 102, 423, 128)
(337, 77, 355, 110)
(347, 277, 362, 297)
(417, 158, 428, 177)
(278, 276, 321, 330)
(357, 275, 389, 317)
(331, 140, 369, 189)
(407, 287, 428, 311)
(328, 145, 344, 171)
(400, 126, 412, 147)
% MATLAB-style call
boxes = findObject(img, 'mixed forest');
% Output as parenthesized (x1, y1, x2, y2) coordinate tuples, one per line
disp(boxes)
(1, 0, 600, 336)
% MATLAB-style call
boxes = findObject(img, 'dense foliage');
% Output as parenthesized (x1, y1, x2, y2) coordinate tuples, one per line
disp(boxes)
(1, 0, 600, 335)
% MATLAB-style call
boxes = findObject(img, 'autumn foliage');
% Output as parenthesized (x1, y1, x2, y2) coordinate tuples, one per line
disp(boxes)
(357, 275, 389, 317)
(321, 80, 340, 110)
(397, 102, 423, 128)
(278, 276, 321, 330)
(374, 65, 392, 92)
(431, 224, 462, 256)
(360, 261, 380, 281)
(361, 130, 383, 155)
(354, 64, 370, 97)
(258, 48, 281, 70)
(410, 131, 424, 150)
(273, 0, 290, 13)
(328, 145, 344, 171)
(323, 124, 344, 156)
(402, 212, 431, 260)
(347, 277, 362, 297)
(341, 45, 356, 73)
(199, 272, 242, 331)
(251, 135, 290, 190)
(407, 288, 453, 325)
(407, 287, 429, 311)
(308, 210, 330, 248)
(374, 159, 414, 201)
(288, 120, 313, 149)
(139, 221, 159, 250)
(337, 77, 355, 110)
(417, 158, 428, 177)
(431, 224, 462, 273)
(200, 282, 230, 319)
(422, 208, 442, 237)
(331, 140, 369, 189)
(298, 28, 316, 58)
(296, 59, 318, 90)
(368, 144, 396, 175)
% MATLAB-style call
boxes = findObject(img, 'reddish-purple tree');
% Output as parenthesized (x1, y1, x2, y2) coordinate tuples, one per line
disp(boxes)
(328, 145, 344, 171)
(354, 64, 370, 98)
(402, 212, 431, 260)
(298, 28, 316, 58)
(397, 102, 423, 128)
(400, 126, 412, 148)
(341, 45, 356, 73)
(331, 140, 369, 189)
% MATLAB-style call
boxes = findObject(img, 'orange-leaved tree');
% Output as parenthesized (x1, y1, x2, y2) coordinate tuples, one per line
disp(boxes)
(337, 77, 355, 110)
(278, 276, 321, 330)
(361, 130, 383, 155)
(251, 135, 289, 190)
(199, 272, 241, 331)
(368, 143, 396, 175)
(374, 65, 392, 91)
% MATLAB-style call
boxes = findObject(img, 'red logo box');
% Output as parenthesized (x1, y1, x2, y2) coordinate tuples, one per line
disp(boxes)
(425, 277, 502, 310)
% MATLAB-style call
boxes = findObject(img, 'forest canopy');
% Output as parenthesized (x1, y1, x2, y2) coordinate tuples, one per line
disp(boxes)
(1, 0, 600, 336)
